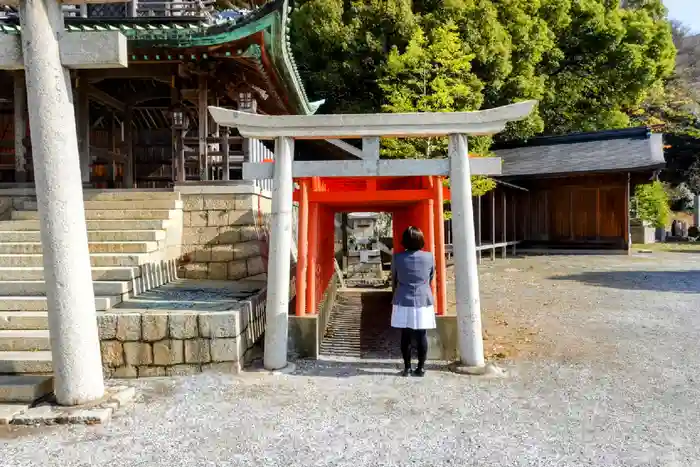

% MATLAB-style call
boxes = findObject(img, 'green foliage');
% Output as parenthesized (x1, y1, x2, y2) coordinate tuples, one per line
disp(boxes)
(290, 0, 676, 195)
(633, 181, 671, 228)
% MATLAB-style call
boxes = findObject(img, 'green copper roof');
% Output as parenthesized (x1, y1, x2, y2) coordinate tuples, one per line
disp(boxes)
(0, 0, 323, 114)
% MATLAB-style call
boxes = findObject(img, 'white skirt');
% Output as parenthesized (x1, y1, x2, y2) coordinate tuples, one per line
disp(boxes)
(391, 305, 437, 330)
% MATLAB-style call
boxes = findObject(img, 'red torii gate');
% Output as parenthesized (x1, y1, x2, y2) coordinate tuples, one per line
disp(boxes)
(292, 175, 451, 318)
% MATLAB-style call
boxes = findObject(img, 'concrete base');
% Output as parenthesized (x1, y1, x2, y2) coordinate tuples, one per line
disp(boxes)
(246, 362, 296, 376)
(290, 314, 459, 361)
(288, 315, 320, 358)
(449, 362, 506, 378)
(428, 315, 459, 361)
(8, 385, 135, 425)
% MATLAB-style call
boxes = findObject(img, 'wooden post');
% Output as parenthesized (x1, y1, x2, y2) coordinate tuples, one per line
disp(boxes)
(307, 201, 319, 315)
(13, 72, 27, 183)
(221, 127, 230, 181)
(108, 113, 116, 187)
(625, 172, 631, 253)
(502, 190, 507, 258)
(295, 179, 309, 316)
(341, 212, 349, 273)
(476, 195, 482, 264)
(425, 199, 436, 302)
(491, 190, 496, 260)
(433, 176, 447, 316)
(76, 73, 91, 185)
(130, 0, 138, 17)
(198, 74, 209, 181)
(596, 188, 601, 240)
(124, 106, 134, 188)
(512, 192, 517, 255)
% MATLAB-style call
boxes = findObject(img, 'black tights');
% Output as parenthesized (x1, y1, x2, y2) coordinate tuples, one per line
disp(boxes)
(400, 328, 428, 370)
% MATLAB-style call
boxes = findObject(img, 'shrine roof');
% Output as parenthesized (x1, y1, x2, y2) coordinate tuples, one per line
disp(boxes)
(493, 127, 665, 178)
(0, 0, 323, 115)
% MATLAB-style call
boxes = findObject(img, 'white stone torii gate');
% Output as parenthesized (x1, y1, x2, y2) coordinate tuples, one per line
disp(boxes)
(1, 0, 128, 405)
(210, 101, 537, 372)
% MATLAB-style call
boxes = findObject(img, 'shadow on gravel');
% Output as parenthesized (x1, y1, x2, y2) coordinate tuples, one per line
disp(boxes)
(292, 360, 448, 378)
(551, 270, 700, 293)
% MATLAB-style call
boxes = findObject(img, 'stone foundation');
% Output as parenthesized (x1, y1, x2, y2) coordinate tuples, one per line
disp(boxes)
(175, 183, 271, 281)
(288, 271, 340, 358)
(97, 288, 267, 377)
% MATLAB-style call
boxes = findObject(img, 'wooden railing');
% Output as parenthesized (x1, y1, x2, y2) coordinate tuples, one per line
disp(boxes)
(1, 0, 215, 20)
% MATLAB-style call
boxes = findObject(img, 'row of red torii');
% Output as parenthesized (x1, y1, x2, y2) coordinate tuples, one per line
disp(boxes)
(208, 100, 537, 373)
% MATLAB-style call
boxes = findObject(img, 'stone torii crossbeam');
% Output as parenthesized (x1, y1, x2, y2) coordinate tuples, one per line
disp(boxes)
(0, 0, 128, 405)
(209, 101, 537, 372)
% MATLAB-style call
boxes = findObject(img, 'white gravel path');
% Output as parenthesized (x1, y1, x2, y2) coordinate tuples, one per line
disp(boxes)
(2, 253, 700, 466)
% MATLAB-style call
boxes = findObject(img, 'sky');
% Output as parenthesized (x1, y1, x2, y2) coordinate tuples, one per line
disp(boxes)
(664, 0, 700, 33)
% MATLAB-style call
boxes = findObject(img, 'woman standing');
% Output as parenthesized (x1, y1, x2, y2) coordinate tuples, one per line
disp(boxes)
(391, 226, 436, 377)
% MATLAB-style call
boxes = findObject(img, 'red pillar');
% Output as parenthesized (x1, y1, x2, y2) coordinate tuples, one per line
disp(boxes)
(425, 198, 437, 304)
(307, 200, 319, 316)
(433, 176, 447, 316)
(295, 179, 309, 316)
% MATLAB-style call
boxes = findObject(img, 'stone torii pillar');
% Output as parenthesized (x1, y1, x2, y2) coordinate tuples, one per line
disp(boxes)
(209, 101, 536, 371)
(1, 0, 127, 405)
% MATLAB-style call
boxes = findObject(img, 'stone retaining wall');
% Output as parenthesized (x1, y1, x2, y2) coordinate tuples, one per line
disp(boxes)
(98, 288, 267, 378)
(175, 184, 271, 281)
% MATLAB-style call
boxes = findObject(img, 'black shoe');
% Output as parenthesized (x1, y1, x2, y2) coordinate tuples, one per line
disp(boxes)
(412, 368, 425, 377)
(401, 367, 411, 377)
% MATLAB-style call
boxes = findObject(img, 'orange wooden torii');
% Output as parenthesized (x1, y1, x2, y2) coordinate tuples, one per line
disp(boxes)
(292, 175, 452, 318)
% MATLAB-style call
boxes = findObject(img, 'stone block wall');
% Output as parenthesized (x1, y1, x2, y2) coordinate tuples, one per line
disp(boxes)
(175, 184, 271, 281)
(97, 288, 267, 378)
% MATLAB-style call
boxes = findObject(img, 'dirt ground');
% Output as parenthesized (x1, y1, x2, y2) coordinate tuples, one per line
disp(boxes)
(445, 253, 660, 363)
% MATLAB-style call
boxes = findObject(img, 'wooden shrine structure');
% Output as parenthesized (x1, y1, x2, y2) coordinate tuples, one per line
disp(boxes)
(0, 0, 324, 186)
(292, 176, 452, 318)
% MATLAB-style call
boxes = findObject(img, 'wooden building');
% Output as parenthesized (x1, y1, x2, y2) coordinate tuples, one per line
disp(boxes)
(492, 127, 666, 250)
(0, 0, 330, 187)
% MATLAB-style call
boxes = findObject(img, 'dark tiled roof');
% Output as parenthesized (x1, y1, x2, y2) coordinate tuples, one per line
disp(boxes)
(494, 127, 665, 177)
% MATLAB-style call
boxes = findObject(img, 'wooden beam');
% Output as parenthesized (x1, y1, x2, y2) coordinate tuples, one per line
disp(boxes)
(84, 65, 177, 83)
(87, 84, 126, 113)
(198, 74, 209, 181)
(242, 158, 501, 179)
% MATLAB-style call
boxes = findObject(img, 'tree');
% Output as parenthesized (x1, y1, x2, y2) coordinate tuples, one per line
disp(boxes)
(377, 24, 495, 195)
(292, 0, 675, 135)
(290, 0, 418, 114)
(632, 181, 671, 228)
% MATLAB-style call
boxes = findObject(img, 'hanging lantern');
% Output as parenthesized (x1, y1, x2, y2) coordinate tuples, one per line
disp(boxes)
(169, 104, 189, 131)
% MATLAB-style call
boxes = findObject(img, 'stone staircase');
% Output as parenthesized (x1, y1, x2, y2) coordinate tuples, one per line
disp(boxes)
(0, 190, 183, 375)
(319, 290, 399, 359)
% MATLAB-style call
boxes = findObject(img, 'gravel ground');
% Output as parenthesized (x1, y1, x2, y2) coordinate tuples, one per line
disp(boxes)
(2, 253, 700, 466)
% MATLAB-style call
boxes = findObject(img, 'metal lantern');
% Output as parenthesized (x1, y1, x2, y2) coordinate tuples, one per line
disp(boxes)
(170, 105, 189, 130)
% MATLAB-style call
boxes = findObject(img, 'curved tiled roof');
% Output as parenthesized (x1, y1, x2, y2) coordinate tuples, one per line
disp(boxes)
(0, 0, 322, 114)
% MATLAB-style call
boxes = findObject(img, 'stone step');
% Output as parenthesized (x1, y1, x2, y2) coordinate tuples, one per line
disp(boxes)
(12, 210, 175, 221)
(0, 253, 149, 267)
(0, 219, 169, 231)
(20, 200, 183, 211)
(0, 280, 133, 297)
(0, 295, 121, 311)
(83, 190, 180, 201)
(0, 330, 50, 352)
(0, 351, 52, 374)
(0, 241, 159, 255)
(0, 266, 141, 281)
(0, 230, 166, 243)
(0, 312, 49, 330)
(0, 375, 53, 403)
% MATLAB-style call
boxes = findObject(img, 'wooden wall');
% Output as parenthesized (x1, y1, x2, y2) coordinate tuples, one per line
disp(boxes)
(513, 173, 629, 249)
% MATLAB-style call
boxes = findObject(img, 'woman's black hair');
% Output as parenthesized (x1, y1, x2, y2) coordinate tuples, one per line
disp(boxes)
(401, 226, 425, 251)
